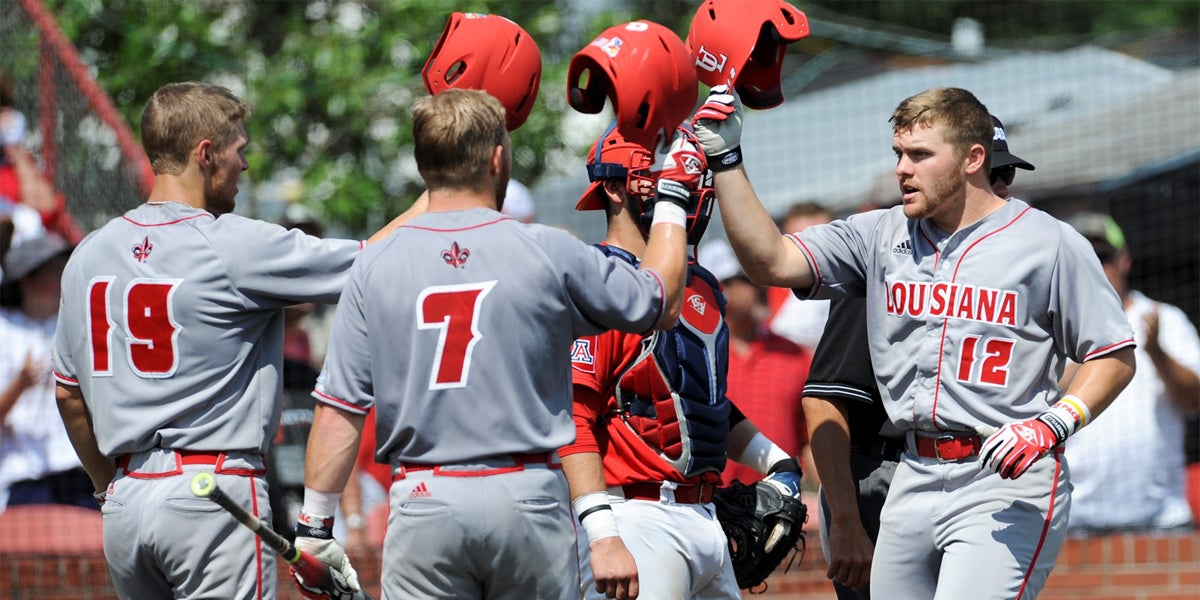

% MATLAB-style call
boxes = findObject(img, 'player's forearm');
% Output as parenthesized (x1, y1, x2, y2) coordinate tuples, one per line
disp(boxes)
(366, 190, 429, 244)
(561, 451, 609, 500)
(1143, 346, 1200, 411)
(639, 218, 688, 329)
(727, 418, 793, 475)
(55, 384, 116, 492)
(801, 395, 862, 526)
(303, 403, 366, 494)
(1066, 347, 1137, 420)
(711, 167, 814, 290)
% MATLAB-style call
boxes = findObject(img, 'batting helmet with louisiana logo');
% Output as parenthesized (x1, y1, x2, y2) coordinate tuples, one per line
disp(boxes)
(423, 12, 542, 131)
(687, 0, 810, 110)
(567, 20, 698, 150)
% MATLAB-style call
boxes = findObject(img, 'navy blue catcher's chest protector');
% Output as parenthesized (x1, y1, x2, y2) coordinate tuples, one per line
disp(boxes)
(598, 244, 732, 478)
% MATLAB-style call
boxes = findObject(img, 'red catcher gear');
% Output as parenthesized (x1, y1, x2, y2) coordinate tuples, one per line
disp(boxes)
(687, 0, 810, 110)
(577, 121, 655, 211)
(423, 12, 542, 131)
(567, 21, 698, 151)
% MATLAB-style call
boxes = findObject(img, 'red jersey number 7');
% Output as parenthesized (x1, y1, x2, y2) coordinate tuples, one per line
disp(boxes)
(417, 281, 497, 390)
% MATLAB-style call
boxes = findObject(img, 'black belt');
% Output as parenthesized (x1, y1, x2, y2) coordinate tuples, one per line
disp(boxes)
(850, 438, 904, 461)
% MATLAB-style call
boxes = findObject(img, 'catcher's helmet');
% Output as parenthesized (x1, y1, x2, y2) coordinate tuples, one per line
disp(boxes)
(577, 121, 655, 211)
(567, 21, 698, 150)
(687, 0, 810, 110)
(423, 12, 542, 131)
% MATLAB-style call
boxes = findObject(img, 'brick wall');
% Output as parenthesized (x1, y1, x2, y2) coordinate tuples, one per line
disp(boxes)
(2, 533, 1196, 599)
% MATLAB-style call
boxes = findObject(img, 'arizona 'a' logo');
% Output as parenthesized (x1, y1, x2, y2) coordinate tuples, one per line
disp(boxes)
(441, 242, 470, 269)
(132, 236, 153, 262)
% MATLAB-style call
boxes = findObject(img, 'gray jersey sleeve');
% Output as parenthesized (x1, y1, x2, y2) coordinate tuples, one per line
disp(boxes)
(210, 215, 363, 308)
(1049, 221, 1137, 363)
(536, 227, 665, 337)
(789, 210, 884, 299)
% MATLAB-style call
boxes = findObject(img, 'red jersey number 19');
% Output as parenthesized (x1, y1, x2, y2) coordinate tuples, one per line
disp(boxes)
(88, 277, 183, 378)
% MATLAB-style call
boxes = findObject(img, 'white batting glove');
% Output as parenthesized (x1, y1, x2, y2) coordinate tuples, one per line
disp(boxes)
(294, 512, 362, 593)
(690, 85, 744, 171)
(294, 536, 362, 593)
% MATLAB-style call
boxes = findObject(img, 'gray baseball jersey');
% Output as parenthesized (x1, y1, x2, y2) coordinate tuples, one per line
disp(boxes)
(315, 207, 667, 464)
(52, 201, 363, 455)
(792, 199, 1135, 433)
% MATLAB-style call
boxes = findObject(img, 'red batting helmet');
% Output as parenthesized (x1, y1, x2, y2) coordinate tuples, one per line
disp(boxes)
(687, 0, 810, 110)
(567, 20, 698, 150)
(423, 12, 542, 131)
(577, 121, 655, 211)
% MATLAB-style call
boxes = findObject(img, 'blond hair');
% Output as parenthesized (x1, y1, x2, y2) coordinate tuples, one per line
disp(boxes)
(412, 89, 508, 191)
(890, 87, 994, 172)
(140, 82, 249, 176)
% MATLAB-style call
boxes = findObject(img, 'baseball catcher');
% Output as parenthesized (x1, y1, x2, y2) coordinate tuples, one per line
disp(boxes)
(712, 458, 808, 591)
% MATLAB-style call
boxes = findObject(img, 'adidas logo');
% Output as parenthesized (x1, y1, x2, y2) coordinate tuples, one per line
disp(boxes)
(408, 482, 432, 499)
(892, 240, 914, 256)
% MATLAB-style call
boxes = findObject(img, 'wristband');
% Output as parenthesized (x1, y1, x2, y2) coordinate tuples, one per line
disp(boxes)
(707, 146, 743, 172)
(301, 487, 342, 518)
(573, 491, 619, 542)
(93, 490, 107, 505)
(737, 432, 793, 476)
(1037, 396, 1091, 446)
(296, 510, 335, 539)
(768, 457, 802, 475)
(650, 202, 687, 228)
(1056, 395, 1091, 428)
(344, 513, 367, 531)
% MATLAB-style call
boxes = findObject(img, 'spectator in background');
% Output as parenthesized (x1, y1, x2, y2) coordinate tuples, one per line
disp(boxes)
(1064, 212, 1200, 534)
(699, 238, 817, 488)
(0, 233, 93, 511)
(0, 71, 83, 245)
(768, 202, 833, 350)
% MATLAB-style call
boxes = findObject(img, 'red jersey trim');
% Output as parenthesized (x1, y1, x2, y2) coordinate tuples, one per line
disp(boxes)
(121, 213, 212, 227)
(1016, 449, 1063, 599)
(402, 216, 512, 233)
(788, 234, 822, 297)
(1083, 339, 1136, 361)
(931, 207, 1029, 428)
(311, 390, 370, 415)
(54, 372, 79, 386)
(251, 477, 265, 600)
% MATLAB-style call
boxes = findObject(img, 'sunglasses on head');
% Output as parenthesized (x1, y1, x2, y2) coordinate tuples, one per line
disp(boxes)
(990, 165, 1016, 187)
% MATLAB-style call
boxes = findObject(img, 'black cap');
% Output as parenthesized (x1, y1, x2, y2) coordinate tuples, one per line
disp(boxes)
(991, 115, 1035, 171)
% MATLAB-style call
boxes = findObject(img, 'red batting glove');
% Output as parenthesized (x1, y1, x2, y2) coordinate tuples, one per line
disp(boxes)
(977, 419, 1058, 479)
(652, 128, 707, 207)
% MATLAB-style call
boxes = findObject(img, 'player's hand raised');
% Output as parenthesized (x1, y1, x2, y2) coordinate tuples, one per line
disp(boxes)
(652, 127, 707, 209)
(691, 85, 744, 171)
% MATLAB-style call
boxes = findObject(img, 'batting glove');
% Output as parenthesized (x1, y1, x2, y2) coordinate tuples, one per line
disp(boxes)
(760, 461, 803, 553)
(294, 512, 362, 597)
(652, 128, 708, 209)
(691, 85, 744, 171)
(978, 398, 1087, 480)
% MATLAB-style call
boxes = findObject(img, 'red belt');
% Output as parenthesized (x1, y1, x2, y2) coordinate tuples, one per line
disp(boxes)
(117, 450, 265, 478)
(622, 481, 715, 504)
(393, 452, 560, 481)
(911, 434, 982, 462)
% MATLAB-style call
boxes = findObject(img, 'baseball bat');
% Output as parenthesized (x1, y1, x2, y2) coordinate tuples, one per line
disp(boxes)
(190, 472, 375, 600)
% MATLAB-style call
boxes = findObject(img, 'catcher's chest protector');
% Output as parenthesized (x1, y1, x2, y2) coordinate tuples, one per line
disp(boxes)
(602, 246, 732, 477)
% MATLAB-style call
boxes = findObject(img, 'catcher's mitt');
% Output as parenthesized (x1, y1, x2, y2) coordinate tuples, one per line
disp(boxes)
(712, 479, 807, 591)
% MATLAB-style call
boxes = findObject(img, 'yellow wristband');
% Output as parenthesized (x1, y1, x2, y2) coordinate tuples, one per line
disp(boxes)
(1056, 395, 1091, 428)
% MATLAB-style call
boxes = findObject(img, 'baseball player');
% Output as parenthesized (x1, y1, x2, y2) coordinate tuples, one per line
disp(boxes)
(561, 122, 804, 600)
(693, 85, 1136, 599)
(804, 115, 1039, 599)
(51, 82, 375, 599)
(298, 89, 694, 600)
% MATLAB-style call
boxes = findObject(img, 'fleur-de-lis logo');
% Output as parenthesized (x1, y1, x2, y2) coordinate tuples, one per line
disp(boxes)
(441, 242, 470, 269)
(132, 236, 152, 262)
